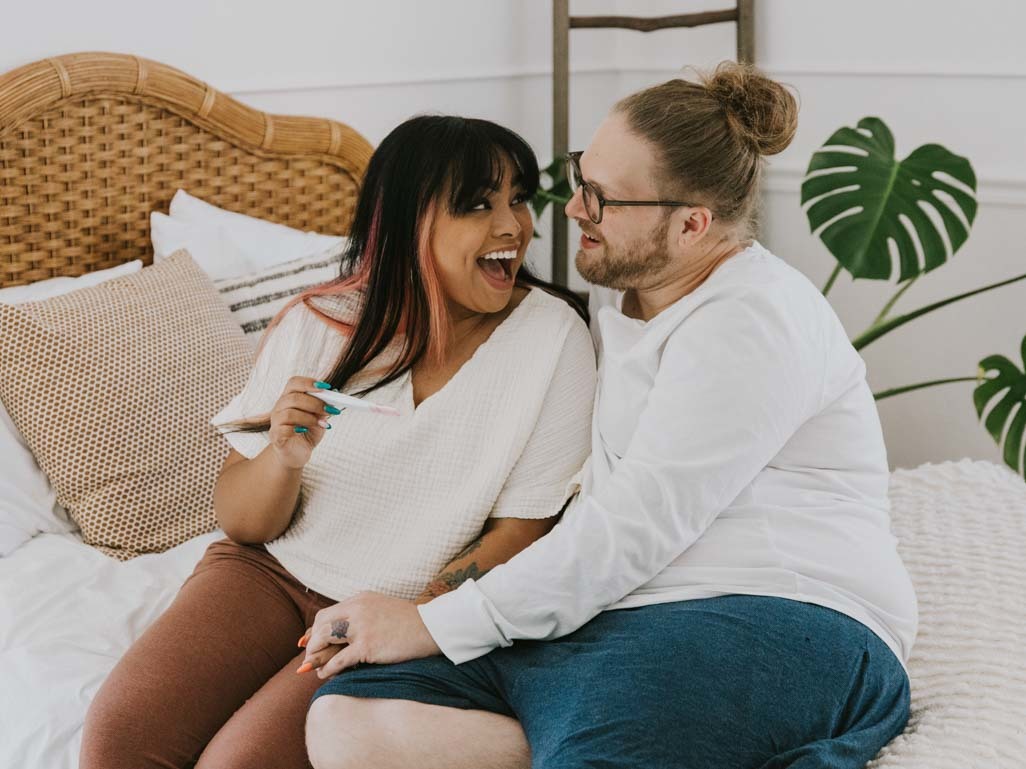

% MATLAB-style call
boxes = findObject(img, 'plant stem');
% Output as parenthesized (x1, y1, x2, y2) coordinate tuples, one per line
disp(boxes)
(874, 376, 979, 401)
(852, 271, 1026, 351)
(873, 276, 918, 325)
(822, 264, 842, 297)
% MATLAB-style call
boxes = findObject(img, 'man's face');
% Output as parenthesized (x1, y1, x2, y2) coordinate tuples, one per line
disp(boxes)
(565, 113, 673, 291)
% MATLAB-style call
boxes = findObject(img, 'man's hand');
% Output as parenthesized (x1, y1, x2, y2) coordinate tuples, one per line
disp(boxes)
(299, 593, 441, 679)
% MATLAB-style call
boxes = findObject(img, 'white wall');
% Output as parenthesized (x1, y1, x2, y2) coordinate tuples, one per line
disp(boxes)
(606, 1, 1026, 472)
(4, 0, 1025, 471)
(760, 0, 1026, 473)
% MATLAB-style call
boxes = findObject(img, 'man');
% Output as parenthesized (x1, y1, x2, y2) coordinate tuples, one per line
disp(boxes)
(303, 64, 917, 769)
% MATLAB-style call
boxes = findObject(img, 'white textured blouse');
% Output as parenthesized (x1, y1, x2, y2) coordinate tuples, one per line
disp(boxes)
(211, 288, 596, 602)
(420, 242, 919, 668)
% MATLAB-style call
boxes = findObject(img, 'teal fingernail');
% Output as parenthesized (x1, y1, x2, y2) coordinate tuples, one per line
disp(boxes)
(315, 381, 332, 390)
(326, 423, 332, 430)
(294, 426, 309, 434)
(324, 405, 342, 415)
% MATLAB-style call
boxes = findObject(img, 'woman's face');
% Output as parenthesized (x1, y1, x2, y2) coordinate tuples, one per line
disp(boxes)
(430, 159, 534, 318)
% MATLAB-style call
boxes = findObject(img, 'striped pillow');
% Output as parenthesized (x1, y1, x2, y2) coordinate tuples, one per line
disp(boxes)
(214, 243, 345, 345)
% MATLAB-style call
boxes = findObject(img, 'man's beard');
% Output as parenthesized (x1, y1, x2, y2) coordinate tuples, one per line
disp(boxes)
(574, 215, 671, 290)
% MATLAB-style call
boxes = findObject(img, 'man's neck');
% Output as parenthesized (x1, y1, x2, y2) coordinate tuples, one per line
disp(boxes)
(622, 239, 749, 322)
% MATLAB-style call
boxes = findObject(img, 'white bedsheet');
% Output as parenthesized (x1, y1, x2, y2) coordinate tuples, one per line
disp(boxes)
(0, 529, 221, 769)
(1, 460, 1024, 768)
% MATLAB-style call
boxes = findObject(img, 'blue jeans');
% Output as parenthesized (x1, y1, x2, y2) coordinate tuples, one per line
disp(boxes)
(313, 595, 910, 769)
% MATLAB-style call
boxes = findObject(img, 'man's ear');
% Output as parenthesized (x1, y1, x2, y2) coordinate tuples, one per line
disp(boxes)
(675, 207, 714, 248)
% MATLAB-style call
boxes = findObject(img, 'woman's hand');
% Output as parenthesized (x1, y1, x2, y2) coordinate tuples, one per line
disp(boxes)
(270, 377, 339, 469)
(298, 593, 442, 679)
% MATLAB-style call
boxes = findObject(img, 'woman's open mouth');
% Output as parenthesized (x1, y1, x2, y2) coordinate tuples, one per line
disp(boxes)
(476, 249, 516, 289)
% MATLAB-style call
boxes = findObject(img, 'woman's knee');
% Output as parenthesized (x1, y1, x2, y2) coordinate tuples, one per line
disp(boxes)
(80, 678, 169, 769)
(79, 693, 124, 769)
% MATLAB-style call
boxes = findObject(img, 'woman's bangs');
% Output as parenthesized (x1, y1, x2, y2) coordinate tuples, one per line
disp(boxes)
(444, 129, 539, 213)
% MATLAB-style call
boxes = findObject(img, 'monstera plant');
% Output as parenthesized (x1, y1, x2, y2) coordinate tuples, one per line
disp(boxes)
(803, 117, 1026, 480)
(530, 158, 572, 237)
(531, 117, 1026, 479)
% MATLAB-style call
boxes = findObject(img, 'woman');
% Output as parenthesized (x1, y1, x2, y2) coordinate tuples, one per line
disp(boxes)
(79, 116, 596, 769)
(303, 64, 918, 769)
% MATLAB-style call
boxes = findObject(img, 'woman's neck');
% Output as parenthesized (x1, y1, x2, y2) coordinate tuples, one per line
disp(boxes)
(446, 306, 493, 346)
(444, 287, 528, 345)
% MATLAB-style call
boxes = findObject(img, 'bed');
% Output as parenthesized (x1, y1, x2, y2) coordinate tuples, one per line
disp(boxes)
(2, 52, 1025, 769)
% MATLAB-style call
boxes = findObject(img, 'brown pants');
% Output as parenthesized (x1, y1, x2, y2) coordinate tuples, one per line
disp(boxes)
(80, 538, 336, 769)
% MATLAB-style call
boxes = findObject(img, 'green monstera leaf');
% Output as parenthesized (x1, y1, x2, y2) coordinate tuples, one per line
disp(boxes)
(531, 157, 572, 219)
(974, 335, 1026, 479)
(801, 117, 978, 282)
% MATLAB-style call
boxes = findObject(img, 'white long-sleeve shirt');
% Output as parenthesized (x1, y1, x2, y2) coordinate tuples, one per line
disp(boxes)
(419, 241, 918, 668)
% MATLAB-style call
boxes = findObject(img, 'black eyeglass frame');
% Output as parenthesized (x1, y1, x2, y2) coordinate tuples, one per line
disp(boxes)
(565, 151, 701, 224)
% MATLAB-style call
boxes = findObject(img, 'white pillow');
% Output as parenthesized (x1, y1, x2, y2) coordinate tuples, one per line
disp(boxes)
(0, 260, 143, 555)
(213, 243, 344, 348)
(0, 259, 141, 305)
(164, 189, 346, 275)
(150, 213, 254, 281)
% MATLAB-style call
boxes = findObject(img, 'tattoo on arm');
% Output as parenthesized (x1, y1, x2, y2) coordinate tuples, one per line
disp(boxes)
(414, 537, 487, 602)
(454, 537, 483, 560)
(330, 620, 349, 640)
(421, 562, 490, 599)
(441, 562, 488, 588)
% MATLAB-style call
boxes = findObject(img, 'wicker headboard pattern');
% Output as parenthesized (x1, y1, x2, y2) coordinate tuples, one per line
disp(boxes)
(0, 52, 374, 288)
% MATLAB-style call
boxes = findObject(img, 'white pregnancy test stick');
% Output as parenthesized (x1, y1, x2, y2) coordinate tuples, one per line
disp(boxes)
(307, 389, 401, 417)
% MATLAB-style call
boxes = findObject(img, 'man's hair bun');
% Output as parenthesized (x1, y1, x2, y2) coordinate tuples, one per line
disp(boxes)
(702, 61, 798, 156)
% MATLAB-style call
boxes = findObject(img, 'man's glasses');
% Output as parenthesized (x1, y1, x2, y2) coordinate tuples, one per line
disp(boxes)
(565, 151, 699, 225)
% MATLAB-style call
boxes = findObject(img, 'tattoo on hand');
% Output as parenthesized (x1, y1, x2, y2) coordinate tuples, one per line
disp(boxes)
(330, 620, 349, 640)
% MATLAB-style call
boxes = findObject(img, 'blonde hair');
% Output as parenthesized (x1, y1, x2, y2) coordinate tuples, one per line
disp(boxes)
(615, 61, 798, 238)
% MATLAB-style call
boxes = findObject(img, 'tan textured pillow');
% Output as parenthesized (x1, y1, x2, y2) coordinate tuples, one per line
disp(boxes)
(0, 251, 254, 559)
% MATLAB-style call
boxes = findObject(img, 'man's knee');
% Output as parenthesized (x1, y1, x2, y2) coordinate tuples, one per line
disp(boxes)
(307, 693, 531, 769)
(306, 695, 377, 769)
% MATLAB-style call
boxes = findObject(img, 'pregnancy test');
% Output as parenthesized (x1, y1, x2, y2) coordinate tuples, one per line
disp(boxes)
(307, 389, 401, 417)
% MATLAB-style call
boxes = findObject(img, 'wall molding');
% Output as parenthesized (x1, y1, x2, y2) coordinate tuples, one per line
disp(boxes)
(225, 61, 1026, 96)
(766, 66, 1026, 81)
(224, 65, 623, 96)
(617, 64, 1026, 81)
(763, 166, 1026, 208)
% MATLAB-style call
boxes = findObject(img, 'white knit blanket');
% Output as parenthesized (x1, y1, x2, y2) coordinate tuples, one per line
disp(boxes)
(869, 460, 1026, 768)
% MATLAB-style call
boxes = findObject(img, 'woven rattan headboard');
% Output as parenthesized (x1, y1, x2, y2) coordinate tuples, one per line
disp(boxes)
(0, 52, 374, 288)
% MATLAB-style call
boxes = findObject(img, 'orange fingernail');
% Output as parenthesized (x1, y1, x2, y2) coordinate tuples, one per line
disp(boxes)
(297, 634, 309, 648)
(296, 662, 313, 674)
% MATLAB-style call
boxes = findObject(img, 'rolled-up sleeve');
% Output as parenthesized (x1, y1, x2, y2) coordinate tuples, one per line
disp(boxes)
(209, 306, 310, 459)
